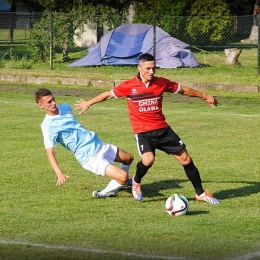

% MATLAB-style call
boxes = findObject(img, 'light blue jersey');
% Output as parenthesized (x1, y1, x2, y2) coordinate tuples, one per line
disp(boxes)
(40, 103, 102, 165)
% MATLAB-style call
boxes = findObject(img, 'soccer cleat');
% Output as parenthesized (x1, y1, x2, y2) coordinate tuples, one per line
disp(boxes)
(132, 176, 142, 201)
(92, 190, 105, 198)
(195, 188, 220, 204)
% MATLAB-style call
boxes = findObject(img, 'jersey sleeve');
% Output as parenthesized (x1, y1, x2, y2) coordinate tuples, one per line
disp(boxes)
(41, 124, 57, 149)
(164, 78, 180, 93)
(111, 81, 129, 98)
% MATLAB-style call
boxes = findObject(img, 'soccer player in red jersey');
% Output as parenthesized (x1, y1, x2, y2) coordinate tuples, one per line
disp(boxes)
(74, 53, 220, 204)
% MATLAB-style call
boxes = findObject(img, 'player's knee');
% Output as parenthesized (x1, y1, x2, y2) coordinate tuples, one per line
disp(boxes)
(142, 157, 155, 167)
(122, 153, 134, 165)
(118, 172, 128, 185)
(142, 153, 155, 167)
(175, 149, 191, 165)
(127, 154, 134, 164)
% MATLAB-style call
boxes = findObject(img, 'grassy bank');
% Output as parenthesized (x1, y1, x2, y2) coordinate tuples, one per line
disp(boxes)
(0, 48, 260, 87)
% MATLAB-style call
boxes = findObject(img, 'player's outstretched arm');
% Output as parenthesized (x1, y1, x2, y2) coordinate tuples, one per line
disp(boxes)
(46, 147, 70, 186)
(178, 86, 218, 108)
(74, 90, 114, 115)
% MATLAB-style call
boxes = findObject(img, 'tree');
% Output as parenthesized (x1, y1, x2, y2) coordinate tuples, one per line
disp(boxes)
(186, 0, 233, 47)
(239, 0, 260, 44)
(20, 0, 140, 63)
(28, 10, 75, 62)
(12, 0, 139, 46)
(10, 0, 136, 14)
(27, 11, 50, 62)
(132, 0, 192, 39)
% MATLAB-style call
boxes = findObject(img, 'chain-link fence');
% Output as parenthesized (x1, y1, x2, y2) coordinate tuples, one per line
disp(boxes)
(0, 11, 257, 68)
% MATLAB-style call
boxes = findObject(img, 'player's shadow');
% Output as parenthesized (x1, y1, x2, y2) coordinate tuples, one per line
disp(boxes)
(141, 179, 190, 202)
(139, 179, 260, 202)
(138, 179, 210, 216)
(123, 179, 186, 201)
(203, 180, 260, 200)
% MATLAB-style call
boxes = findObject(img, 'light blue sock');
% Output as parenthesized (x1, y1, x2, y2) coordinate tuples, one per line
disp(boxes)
(119, 163, 131, 175)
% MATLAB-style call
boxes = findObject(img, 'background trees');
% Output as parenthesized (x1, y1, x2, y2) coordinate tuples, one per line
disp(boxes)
(9, 0, 258, 62)
(186, 0, 232, 46)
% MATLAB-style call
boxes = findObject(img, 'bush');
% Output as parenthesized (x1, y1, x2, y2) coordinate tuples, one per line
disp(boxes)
(186, 0, 233, 47)
(27, 11, 49, 62)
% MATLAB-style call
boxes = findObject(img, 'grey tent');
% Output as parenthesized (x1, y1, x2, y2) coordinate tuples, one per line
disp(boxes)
(69, 23, 199, 68)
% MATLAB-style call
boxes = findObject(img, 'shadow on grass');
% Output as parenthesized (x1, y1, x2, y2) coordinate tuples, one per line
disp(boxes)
(142, 179, 189, 200)
(208, 180, 260, 200)
(125, 178, 260, 202)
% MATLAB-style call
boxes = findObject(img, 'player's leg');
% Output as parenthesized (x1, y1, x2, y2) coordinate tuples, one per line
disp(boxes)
(132, 133, 155, 201)
(174, 148, 220, 204)
(92, 165, 128, 198)
(83, 143, 129, 198)
(173, 148, 204, 195)
(98, 146, 133, 197)
(135, 133, 155, 181)
(114, 147, 134, 164)
(105, 164, 128, 185)
(114, 147, 134, 178)
(155, 126, 203, 195)
(156, 126, 219, 204)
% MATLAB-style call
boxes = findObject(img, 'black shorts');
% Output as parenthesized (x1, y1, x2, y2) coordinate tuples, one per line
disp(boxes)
(135, 126, 186, 156)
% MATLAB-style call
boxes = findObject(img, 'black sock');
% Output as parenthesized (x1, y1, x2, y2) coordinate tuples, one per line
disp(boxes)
(134, 161, 151, 183)
(183, 160, 204, 195)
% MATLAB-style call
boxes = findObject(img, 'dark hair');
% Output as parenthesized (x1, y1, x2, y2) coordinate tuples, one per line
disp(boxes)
(138, 53, 155, 63)
(35, 88, 52, 103)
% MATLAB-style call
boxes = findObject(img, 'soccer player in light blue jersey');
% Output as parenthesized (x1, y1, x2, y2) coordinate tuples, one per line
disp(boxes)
(35, 88, 134, 198)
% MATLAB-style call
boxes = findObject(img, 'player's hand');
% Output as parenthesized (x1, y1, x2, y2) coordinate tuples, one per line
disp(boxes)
(74, 99, 90, 114)
(205, 95, 218, 108)
(56, 173, 70, 186)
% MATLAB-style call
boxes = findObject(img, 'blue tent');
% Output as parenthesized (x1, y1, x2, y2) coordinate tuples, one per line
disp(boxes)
(69, 23, 199, 68)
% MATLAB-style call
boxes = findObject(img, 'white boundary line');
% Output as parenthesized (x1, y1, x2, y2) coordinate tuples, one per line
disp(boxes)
(0, 239, 195, 260)
(1, 239, 260, 260)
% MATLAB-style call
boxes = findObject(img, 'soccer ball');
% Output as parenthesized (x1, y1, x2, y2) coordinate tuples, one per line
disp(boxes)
(165, 194, 189, 216)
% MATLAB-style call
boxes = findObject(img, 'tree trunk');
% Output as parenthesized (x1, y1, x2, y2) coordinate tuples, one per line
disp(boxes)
(241, 0, 260, 44)
(62, 40, 69, 62)
(224, 48, 242, 65)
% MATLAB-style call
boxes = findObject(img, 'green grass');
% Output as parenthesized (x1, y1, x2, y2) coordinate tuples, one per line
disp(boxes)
(1, 85, 260, 259)
(1, 48, 260, 87)
(0, 29, 30, 42)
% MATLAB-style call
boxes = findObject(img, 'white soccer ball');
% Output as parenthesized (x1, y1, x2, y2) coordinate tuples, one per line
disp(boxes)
(165, 194, 189, 216)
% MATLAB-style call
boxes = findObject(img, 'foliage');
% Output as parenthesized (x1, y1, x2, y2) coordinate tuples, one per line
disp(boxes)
(132, 0, 235, 44)
(52, 12, 76, 62)
(72, 4, 128, 32)
(27, 11, 50, 62)
(15, 0, 137, 14)
(133, 0, 191, 16)
(186, 0, 233, 46)
(132, 0, 192, 39)
(28, 10, 75, 62)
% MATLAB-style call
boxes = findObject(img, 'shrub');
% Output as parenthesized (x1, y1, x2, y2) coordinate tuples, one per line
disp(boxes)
(186, 0, 233, 47)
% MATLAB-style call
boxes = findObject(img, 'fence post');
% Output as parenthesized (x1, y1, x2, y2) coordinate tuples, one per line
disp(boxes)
(153, 8, 156, 60)
(50, 7, 53, 70)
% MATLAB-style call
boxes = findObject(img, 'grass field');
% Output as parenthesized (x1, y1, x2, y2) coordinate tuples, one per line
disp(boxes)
(1, 84, 260, 260)
(1, 48, 260, 87)
(0, 29, 30, 42)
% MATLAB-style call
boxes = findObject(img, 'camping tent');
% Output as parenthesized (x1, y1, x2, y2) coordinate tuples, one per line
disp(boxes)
(69, 23, 199, 68)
